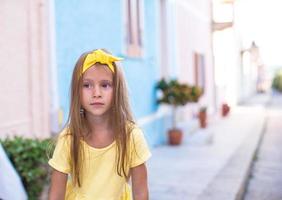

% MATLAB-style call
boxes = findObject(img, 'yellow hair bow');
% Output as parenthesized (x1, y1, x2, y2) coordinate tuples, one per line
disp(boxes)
(82, 49, 123, 73)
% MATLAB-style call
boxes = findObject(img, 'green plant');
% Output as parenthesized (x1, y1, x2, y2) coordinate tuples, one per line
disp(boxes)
(0, 137, 54, 200)
(156, 78, 203, 128)
(272, 70, 282, 92)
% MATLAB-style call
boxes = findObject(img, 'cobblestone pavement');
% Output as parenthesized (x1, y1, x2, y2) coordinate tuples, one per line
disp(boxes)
(244, 93, 282, 200)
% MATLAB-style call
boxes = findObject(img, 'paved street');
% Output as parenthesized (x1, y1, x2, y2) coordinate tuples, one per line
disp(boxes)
(244, 94, 282, 200)
(147, 93, 275, 200)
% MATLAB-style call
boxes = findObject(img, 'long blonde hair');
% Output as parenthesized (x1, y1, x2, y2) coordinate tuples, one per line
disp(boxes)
(67, 49, 134, 186)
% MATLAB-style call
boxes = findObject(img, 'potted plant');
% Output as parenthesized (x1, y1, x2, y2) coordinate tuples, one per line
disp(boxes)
(221, 103, 230, 117)
(156, 79, 203, 145)
(272, 70, 282, 93)
(198, 106, 207, 128)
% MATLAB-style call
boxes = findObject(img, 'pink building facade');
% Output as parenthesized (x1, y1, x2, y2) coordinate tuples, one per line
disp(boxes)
(0, 0, 51, 138)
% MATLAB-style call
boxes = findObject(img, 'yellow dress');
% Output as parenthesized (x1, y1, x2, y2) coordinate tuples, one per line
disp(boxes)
(49, 125, 151, 200)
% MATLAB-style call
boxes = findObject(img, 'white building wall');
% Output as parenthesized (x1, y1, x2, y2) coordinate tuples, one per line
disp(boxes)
(0, 0, 51, 138)
(174, 0, 215, 114)
(212, 0, 259, 105)
(213, 28, 241, 106)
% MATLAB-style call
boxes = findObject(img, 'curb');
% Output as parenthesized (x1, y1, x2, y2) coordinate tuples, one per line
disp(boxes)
(196, 109, 267, 200)
(235, 116, 267, 200)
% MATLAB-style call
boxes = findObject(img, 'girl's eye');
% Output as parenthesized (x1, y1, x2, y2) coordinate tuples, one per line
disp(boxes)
(83, 83, 91, 88)
(101, 83, 112, 88)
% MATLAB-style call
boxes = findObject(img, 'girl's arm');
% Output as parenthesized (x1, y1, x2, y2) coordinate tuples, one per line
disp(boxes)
(131, 163, 149, 200)
(48, 169, 68, 200)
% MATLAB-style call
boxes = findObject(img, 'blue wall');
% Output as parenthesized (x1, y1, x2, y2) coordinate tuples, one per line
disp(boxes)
(55, 0, 168, 147)
(55, 0, 123, 121)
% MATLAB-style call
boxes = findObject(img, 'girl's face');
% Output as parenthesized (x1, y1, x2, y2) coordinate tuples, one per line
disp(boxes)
(81, 64, 114, 119)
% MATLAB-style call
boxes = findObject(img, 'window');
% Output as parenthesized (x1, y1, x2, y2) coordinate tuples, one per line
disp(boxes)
(194, 52, 206, 92)
(125, 0, 143, 57)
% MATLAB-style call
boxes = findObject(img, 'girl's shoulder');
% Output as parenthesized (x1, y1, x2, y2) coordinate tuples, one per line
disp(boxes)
(58, 126, 71, 136)
(126, 121, 140, 133)
(126, 121, 144, 140)
(56, 127, 72, 143)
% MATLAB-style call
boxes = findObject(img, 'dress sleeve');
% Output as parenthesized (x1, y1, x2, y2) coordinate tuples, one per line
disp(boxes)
(48, 129, 72, 174)
(130, 127, 152, 168)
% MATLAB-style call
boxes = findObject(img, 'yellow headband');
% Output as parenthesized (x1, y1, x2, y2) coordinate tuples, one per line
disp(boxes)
(82, 49, 123, 74)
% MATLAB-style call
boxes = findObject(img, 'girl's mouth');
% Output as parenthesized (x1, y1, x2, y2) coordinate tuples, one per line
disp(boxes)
(90, 102, 104, 105)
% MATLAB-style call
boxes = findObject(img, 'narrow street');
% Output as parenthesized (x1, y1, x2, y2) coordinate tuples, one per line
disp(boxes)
(148, 94, 267, 200)
(244, 93, 282, 200)
(147, 93, 282, 200)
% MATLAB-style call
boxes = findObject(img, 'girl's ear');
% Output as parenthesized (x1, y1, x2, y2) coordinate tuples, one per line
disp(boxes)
(80, 108, 85, 116)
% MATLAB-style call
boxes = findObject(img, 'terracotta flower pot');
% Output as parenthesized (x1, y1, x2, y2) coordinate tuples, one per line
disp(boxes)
(168, 129, 183, 145)
(221, 103, 230, 117)
(198, 111, 207, 128)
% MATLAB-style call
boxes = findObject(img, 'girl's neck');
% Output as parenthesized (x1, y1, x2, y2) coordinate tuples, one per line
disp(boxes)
(84, 113, 115, 148)
(85, 113, 112, 135)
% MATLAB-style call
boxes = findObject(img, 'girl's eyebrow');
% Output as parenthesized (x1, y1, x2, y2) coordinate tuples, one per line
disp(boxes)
(100, 80, 112, 83)
(82, 78, 112, 83)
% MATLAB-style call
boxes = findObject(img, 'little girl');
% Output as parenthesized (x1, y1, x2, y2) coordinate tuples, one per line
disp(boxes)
(48, 49, 151, 200)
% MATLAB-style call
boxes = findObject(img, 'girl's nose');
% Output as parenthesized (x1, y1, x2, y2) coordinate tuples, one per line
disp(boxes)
(92, 86, 101, 98)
